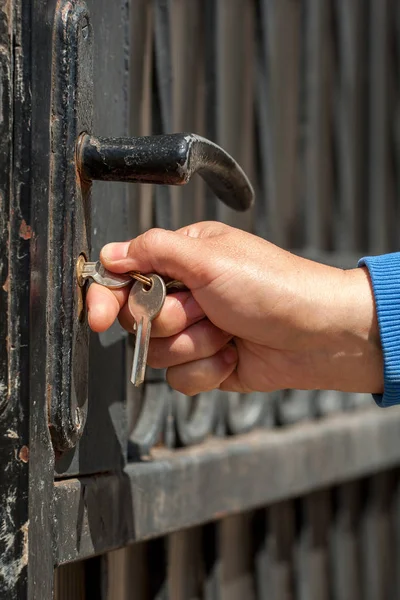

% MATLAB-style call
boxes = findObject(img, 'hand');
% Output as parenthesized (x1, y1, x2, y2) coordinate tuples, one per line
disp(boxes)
(86, 221, 383, 397)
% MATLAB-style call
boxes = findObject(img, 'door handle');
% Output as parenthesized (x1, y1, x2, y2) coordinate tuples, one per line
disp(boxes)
(77, 132, 254, 212)
(49, 0, 255, 456)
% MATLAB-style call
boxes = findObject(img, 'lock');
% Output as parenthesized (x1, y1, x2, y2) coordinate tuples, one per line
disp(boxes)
(48, 0, 254, 453)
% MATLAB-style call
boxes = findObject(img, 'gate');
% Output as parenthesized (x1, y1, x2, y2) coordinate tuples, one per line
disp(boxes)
(1, 1, 400, 599)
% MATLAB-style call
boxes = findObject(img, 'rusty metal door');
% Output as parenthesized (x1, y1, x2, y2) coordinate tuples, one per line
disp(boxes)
(2, 1, 400, 599)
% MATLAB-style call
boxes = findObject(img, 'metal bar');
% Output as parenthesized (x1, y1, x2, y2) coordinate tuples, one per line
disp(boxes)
(252, 503, 296, 599)
(295, 491, 331, 600)
(0, 0, 31, 597)
(106, 544, 149, 600)
(303, 0, 334, 251)
(360, 473, 396, 600)
(202, 522, 221, 600)
(168, 528, 203, 600)
(219, 513, 256, 600)
(54, 407, 400, 565)
(334, 0, 365, 253)
(215, 0, 255, 231)
(368, 0, 391, 254)
(54, 562, 86, 600)
(331, 482, 362, 600)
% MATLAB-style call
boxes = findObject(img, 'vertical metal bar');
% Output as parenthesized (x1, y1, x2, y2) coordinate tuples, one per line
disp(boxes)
(202, 522, 222, 600)
(331, 483, 362, 600)
(215, 0, 255, 231)
(255, 0, 278, 241)
(170, 0, 205, 228)
(220, 514, 256, 600)
(360, 473, 395, 600)
(334, 0, 366, 253)
(148, 537, 169, 600)
(390, 470, 400, 600)
(129, 0, 154, 236)
(168, 528, 203, 600)
(368, 0, 391, 254)
(153, 0, 179, 231)
(54, 563, 86, 600)
(295, 491, 332, 600)
(257, 0, 301, 247)
(303, 0, 334, 251)
(106, 544, 149, 600)
(253, 503, 296, 600)
(391, 0, 400, 255)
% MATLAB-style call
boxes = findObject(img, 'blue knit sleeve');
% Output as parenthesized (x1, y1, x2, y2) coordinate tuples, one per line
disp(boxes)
(358, 253, 400, 407)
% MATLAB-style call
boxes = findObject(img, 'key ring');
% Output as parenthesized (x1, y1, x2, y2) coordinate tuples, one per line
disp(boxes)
(129, 271, 188, 292)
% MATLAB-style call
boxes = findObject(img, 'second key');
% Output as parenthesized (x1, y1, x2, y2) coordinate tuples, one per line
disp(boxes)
(129, 274, 166, 386)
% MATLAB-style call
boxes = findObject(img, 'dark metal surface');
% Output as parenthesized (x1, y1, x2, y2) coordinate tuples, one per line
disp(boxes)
(79, 133, 255, 212)
(47, 0, 93, 452)
(0, 0, 31, 596)
(54, 0, 130, 478)
(54, 407, 400, 566)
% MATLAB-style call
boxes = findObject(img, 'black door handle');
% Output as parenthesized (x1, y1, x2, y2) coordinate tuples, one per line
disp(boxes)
(77, 132, 254, 212)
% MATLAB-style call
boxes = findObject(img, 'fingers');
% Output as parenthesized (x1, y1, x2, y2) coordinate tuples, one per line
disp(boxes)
(86, 283, 129, 332)
(117, 291, 206, 336)
(147, 320, 232, 369)
(166, 345, 238, 396)
(99, 224, 222, 288)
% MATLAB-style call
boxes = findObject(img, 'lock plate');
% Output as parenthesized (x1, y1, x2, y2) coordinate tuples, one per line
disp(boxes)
(48, 0, 93, 451)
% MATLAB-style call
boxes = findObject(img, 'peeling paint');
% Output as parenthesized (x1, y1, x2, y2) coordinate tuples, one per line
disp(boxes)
(2, 273, 9, 292)
(19, 219, 32, 240)
(0, 511, 29, 591)
(5, 429, 18, 439)
(18, 446, 29, 463)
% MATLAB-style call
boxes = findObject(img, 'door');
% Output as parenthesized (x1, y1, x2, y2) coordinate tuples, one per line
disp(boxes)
(2, 1, 400, 599)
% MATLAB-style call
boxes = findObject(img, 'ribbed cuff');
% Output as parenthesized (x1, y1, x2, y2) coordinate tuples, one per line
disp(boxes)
(359, 253, 400, 407)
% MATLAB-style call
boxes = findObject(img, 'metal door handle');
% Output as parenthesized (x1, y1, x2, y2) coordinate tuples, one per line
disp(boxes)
(77, 132, 254, 212)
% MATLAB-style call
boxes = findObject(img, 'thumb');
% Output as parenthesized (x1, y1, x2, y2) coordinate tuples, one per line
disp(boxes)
(100, 228, 209, 288)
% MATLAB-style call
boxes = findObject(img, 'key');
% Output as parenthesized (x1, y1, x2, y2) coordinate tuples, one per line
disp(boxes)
(165, 279, 188, 292)
(129, 274, 166, 386)
(77, 259, 132, 289)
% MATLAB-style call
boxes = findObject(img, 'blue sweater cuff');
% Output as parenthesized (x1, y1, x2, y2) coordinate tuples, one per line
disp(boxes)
(358, 253, 400, 407)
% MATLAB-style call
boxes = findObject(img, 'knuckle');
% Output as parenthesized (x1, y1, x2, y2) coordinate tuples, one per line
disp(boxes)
(140, 228, 167, 253)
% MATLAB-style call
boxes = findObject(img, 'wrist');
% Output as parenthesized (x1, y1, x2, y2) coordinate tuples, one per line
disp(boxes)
(311, 266, 383, 393)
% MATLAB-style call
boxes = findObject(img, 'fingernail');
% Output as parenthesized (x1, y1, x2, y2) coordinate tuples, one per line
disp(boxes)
(102, 241, 130, 262)
(223, 344, 238, 365)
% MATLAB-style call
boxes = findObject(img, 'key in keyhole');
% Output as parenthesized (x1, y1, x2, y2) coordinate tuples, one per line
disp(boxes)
(129, 274, 166, 386)
(76, 258, 132, 289)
